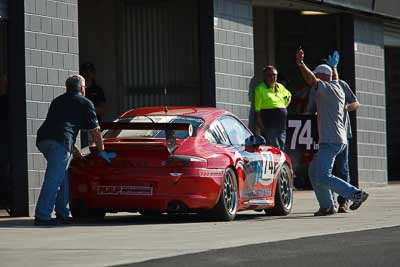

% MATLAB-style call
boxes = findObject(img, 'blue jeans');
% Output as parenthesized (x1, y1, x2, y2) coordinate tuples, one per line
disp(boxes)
(35, 140, 71, 220)
(308, 143, 358, 209)
(262, 129, 286, 151)
(334, 140, 351, 204)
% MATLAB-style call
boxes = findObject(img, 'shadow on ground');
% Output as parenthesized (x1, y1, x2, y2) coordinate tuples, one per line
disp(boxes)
(0, 210, 320, 228)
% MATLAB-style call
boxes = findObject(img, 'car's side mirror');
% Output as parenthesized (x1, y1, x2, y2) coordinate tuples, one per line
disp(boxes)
(245, 135, 266, 147)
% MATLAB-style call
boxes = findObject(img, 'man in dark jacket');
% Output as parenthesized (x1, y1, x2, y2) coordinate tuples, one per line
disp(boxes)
(35, 75, 116, 226)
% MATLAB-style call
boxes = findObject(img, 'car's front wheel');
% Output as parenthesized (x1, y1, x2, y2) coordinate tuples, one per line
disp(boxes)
(212, 167, 238, 221)
(265, 163, 293, 215)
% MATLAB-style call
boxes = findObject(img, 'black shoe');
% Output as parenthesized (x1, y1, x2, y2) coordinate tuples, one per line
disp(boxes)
(34, 217, 60, 226)
(350, 191, 369, 210)
(314, 207, 336, 216)
(56, 215, 75, 224)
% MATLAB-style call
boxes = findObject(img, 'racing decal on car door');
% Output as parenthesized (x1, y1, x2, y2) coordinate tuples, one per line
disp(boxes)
(239, 150, 288, 198)
(238, 151, 275, 187)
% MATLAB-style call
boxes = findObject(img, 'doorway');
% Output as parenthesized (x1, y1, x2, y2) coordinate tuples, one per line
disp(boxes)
(78, 0, 202, 121)
(385, 46, 400, 181)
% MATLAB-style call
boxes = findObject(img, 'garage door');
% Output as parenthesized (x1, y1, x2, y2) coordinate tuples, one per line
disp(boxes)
(117, 0, 201, 110)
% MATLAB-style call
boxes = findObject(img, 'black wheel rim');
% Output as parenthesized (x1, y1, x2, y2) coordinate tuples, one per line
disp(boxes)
(279, 166, 293, 210)
(224, 169, 238, 215)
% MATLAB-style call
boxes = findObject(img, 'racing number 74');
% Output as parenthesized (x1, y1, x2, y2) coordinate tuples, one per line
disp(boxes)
(288, 119, 314, 150)
(260, 152, 274, 184)
(264, 154, 273, 176)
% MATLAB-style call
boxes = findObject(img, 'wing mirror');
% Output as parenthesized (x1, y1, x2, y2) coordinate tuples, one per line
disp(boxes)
(245, 135, 266, 147)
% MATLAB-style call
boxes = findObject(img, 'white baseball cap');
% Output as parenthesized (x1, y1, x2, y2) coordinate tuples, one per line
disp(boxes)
(313, 64, 332, 76)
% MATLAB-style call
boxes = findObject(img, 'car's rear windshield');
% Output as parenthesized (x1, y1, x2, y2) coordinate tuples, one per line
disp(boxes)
(103, 115, 204, 139)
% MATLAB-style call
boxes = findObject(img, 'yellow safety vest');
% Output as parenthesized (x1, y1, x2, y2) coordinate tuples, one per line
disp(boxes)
(254, 82, 291, 111)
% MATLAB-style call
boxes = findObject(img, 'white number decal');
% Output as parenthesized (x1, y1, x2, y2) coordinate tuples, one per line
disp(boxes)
(288, 120, 301, 150)
(298, 120, 313, 150)
(260, 152, 274, 185)
(288, 119, 314, 150)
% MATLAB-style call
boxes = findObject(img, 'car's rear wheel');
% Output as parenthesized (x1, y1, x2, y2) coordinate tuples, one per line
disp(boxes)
(70, 199, 106, 220)
(212, 167, 238, 221)
(265, 163, 293, 215)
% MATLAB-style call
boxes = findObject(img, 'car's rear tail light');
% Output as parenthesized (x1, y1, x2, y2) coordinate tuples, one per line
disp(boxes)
(166, 155, 207, 168)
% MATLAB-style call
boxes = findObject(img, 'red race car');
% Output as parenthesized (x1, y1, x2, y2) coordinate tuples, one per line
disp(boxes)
(69, 106, 294, 221)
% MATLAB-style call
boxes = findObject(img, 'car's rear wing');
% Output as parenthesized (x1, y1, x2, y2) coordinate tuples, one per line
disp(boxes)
(100, 122, 195, 153)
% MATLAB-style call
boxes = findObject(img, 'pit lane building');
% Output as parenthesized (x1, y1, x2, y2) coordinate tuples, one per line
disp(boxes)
(1, 0, 399, 216)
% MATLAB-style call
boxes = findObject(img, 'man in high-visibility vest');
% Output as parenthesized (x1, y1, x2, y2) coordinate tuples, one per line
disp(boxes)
(254, 65, 291, 150)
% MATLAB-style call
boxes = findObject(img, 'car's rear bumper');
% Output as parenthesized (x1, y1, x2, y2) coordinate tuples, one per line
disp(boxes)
(69, 168, 225, 212)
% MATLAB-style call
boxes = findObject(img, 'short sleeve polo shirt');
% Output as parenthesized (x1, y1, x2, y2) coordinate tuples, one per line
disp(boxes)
(254, 82, 291, 112)
(315, 80, 347, 144)
(37, 91, 99, 152)
(254, 82, 292, 131)
(339, 80, 358, 139)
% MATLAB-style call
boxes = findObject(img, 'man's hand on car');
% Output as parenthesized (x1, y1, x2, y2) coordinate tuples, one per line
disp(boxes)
(72, 146, 83, 159)
(99, 151, 117, 163)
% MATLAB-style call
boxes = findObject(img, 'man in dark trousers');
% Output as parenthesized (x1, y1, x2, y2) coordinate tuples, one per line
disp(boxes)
(254, 65, 292, 150)
(296, 49, 368, 216)
(35, 75, 116, 226)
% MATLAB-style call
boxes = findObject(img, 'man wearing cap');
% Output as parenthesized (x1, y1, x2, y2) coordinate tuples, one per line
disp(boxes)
(254, 65, 292, 150)
(34, 75, 116, 226)
(296, 49, 368, 216)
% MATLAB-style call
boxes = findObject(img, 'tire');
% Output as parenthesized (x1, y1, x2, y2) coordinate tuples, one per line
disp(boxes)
(70, 199, 106, 220)
(265, 163, 293, 216)
(212, 167, 238, 221)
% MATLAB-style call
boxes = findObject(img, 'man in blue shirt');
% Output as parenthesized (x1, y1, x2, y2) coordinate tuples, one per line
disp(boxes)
(35, 75, 116, 226)
(296, 49, 368, 216)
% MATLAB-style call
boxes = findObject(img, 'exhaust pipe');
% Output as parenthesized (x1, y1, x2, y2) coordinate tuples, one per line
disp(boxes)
(167, 200, 188, 213)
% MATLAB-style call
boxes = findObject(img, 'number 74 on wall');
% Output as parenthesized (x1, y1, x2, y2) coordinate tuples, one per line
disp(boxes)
(288, 120, 319, 150)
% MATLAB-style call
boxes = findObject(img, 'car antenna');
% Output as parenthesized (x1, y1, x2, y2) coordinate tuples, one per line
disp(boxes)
(164, 87, 168, 113)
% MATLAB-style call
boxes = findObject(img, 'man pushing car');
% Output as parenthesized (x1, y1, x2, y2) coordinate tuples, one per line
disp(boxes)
(34, 74, 116, 226)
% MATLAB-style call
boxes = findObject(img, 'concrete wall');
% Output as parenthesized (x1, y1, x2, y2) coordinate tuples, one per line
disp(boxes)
(353, 18, 388, 187)
(213, 0, 254, 123)
(24, 0, 79, 215)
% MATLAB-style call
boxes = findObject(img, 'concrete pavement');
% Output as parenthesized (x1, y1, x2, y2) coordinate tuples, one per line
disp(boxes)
(0, 184, 399, 267)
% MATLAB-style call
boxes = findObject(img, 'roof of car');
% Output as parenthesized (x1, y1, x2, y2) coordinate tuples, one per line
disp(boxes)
(120, 106, 230, 122)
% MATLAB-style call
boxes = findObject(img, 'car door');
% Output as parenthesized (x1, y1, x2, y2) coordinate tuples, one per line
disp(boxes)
(219, 115, 277, 205)
(217, 116, 264, 201)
